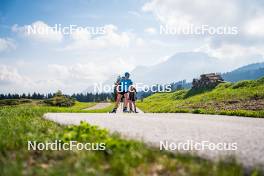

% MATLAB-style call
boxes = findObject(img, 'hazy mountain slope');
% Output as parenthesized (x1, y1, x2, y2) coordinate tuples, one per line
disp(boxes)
(131, 52, 221, 85)
(222, 62, 264, 82)
(233, 62, 264, 72)
(84, 55, 264, 93)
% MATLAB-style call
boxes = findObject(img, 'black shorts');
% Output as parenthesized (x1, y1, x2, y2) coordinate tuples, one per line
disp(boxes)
(129, 92, 136, 101)
(118, 91, 128, 96)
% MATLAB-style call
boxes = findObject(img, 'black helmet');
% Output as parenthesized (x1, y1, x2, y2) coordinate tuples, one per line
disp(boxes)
(125, 72, 130, 78)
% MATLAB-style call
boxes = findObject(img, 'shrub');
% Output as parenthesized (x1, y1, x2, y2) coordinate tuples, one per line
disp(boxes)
(192, 109, 202, 114)
(0, 99, 19, 106)
(216, 82, 232, 89)
(44, 91, 75, 107)
(172, 90, 188, 100)
(0, 99, 32, 106)
(232, 80, 253, 89)
(184, 87, 214, 98)
(62, 121, 109, 142)
(256, 77, 264, 85)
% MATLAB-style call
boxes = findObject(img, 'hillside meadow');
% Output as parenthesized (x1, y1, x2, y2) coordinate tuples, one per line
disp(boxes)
(137, 77, 264, 118)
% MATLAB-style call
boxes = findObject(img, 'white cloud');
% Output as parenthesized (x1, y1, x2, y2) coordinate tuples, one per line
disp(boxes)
(0, 65, 64, 94)
(0, 38, 16, 52)
(197, 44, 253, 59)
(0, 64, 60, 93)
(12, 21, 63, 42)
(45, 58, 135, 93)
(48, 58, 135, 83)
(48, 63, 106, 82)
(63, 24, 139, 50)
(195, 44, 264, 70)
(244, 15, 264, 37)
(144, 27, 157, 35)
(135, 37, 146, 47)
(142, 0, 264, 65)
(0, 65, 30, 85)
(142, 0, 264, 40)
(142, 0, 239, 28)
(128, 11, 141, 17)
(127, 11, 142, 17)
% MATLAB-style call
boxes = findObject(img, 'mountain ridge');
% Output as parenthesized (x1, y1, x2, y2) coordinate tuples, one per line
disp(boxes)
(222, 62, 264, 82)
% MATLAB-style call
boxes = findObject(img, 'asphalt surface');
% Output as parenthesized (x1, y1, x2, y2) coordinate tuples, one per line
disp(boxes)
(84, 103, 112, 110)
(116, 102, 144, 113)
(43, 112, 264, 168)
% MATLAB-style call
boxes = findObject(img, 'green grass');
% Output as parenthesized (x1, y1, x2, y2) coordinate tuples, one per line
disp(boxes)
(137, 77, 264, 118)
(36, 101, 96, 113)
(42, 101, 113, 113)
(0, 99, 32, 106)
(1, 105, 261, 175)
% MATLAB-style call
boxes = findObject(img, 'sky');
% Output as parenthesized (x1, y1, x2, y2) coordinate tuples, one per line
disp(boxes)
(1, 0, 264, 94)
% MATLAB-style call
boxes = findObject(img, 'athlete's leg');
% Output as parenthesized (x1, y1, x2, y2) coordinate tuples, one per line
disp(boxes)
(111, 93, 121, 113)
(123, 93, 129, 110)
(132, 101, 137, 113)
(115, 93, 122, 108)
(129, 100, 133, 112)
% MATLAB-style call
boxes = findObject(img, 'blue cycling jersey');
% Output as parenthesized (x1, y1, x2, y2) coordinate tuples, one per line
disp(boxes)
(119, 78, 133, 92)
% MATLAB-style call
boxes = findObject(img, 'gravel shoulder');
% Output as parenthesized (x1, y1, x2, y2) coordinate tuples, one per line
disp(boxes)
(43, 113, 264, 168)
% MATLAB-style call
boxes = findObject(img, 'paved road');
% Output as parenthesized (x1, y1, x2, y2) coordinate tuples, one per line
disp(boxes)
(84, 102, 144, 113)
(43, 113, 264, 168)
(116, 102, 144, 113)
(84, 103, 112, 110)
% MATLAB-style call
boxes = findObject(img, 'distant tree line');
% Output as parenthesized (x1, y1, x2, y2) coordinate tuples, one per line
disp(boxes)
(170, 80, 191, 91)
(0, 93, 47, 100)
(0, 92, 112, 102)
(0, 80, 191, 102)
(71, 93, 112, 102)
